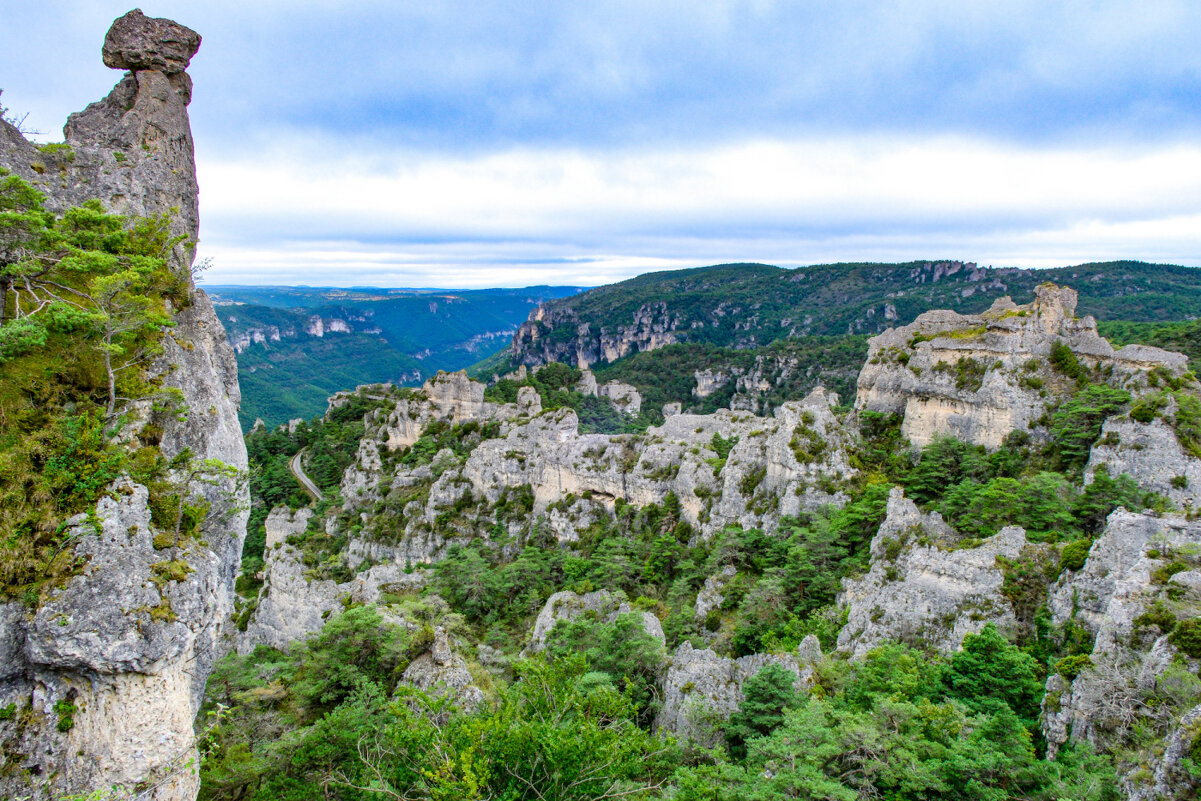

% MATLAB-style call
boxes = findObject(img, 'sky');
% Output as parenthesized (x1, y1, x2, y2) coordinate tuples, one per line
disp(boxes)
(2, 1, 1200, 287)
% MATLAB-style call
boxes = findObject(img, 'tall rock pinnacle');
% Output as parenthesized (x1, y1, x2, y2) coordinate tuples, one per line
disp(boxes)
(0, 11, 248, 801)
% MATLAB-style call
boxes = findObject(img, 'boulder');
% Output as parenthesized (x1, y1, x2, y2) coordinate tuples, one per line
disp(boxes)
(103, 10, 201, 74)
(401, 627, 483, 711)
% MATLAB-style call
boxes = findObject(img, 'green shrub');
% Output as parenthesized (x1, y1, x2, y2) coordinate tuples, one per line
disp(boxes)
(707, 432, 739, 475)
(1133, 602, 1177, 634)
(1174, 392, 1201, 459)
(789, 421, 828, 464)
(1055, 654, 1093, 680)
(1060, 539, 1092, 572)
(954, 357, 988, 392)
(1152, 561, 1191, 585)
(1169, 618, 1201, 658)
(1129, 393, 1167, 424)
(53, 698, 76, 732)
(1050, 340, 1088, 384)
(738, 465, 766, 496)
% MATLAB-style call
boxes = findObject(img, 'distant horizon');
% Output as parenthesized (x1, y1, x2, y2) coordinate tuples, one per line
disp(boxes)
(199, 257, 1200, 292)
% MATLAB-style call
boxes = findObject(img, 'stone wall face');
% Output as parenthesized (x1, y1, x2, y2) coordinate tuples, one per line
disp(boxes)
(0, 11, 248, 801)
(855, 285, 1188, 450)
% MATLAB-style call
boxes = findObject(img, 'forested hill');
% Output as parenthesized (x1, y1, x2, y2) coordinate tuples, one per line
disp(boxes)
(510, 260, 1201, 369)
(208, 285, 580, 429)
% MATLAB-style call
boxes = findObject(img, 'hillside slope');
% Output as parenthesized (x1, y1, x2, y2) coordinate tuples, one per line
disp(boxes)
(511, 260, 1201, 370)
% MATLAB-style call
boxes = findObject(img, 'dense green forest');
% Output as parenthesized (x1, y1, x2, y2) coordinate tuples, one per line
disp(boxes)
(514, 260, 1201, 363)
(205, 344, 1200, 799)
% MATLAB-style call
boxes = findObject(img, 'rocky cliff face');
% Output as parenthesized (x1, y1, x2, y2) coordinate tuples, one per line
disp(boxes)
(1086, 405, 1201, 508)
(372, 375, 852, 548)
(856, 285, 1187, 449)
(0, 12, 248, 801)
(513, 300, 684, 368)
(836, 488, 1024, 658)
(1041, 509, 1201, 798)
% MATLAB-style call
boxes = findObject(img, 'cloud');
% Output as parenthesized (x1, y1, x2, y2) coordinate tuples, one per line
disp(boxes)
(6, 1, 1201, 150)
(194, 135, 1201, 286)
(6, 3, 1200, 287)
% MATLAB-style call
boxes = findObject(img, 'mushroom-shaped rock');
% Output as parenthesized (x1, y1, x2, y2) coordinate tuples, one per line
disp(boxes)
(103, 9, 201, 74)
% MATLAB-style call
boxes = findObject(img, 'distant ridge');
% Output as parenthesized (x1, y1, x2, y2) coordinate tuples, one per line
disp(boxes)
(511, 260, 1201, 370)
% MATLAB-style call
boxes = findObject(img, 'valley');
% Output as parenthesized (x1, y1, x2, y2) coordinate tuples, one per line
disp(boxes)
(3, 9, 1201, 801)
(209, 285, 581, 429)
(216, 280, 1201, 800)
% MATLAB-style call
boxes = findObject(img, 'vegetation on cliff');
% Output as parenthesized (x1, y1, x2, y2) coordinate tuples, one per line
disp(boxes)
(0, 171, 203, 601)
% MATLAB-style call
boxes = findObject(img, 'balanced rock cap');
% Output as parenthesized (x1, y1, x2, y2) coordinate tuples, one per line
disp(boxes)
(102, 9, 201, 74)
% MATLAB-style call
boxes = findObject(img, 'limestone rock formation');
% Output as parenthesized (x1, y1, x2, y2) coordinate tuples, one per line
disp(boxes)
(401, 626, 484, 711)
(1086, 408, 1201, 508)
(238, 521, 425, 653)
(264, 506, 314, 548)
(238, 374, 863, 651)
(295, 376, 857, 576)
(855, 285, 1189, 449)
(695, 566, 737, 622)
(655, 637, 821, 746)
(514, 300, 682, 368)
(837, 488, 1023, 658)
(526, 590, 665, 653)
(103, 9, 201, 74)
(597, 380, 642, 415)
(1129, 703, 1201, 801)
(1041, 508, 1201, 791)
(0, 12, 248, 800)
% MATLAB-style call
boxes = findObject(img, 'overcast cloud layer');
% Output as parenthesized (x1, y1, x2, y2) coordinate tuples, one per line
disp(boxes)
(3, 1, 1200, 287)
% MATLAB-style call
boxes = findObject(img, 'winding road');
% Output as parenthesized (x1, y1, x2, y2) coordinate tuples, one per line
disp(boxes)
(290, 448, 323, 503)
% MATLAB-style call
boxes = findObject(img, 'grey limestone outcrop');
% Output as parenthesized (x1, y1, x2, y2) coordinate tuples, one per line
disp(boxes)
(0, 12, 248, 800)
(514, 300, 682, 368)
(694, 566, 737, 622)
(525, 590, 665, 653)
(655, 636, 821, 746)
(837, 488, 1023, 658)
(597, 380, 642, 415)
(856, 284, 1189, 449)
(238, 512, 425, 653)
(264, 505, 314, 548)
(400, 626, 484, 711)
(332, 375, 856, 553)
(1042, 509, 1201, 782)
(1086, 408, 1201, 509)
(240, 375, 862, 651)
